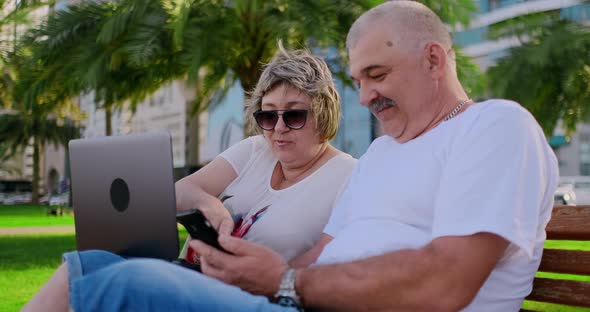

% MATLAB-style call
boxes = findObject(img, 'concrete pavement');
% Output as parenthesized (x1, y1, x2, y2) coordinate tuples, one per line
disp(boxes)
(0, 225, 75, 235)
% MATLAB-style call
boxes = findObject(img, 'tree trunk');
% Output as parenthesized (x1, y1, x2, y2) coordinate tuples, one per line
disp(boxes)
(240, 75, 258, 138)
(31, 136, 40, 204)
(239, 77, 257, 98)
(105, 105, 112, 136)
(64, 144, 72, 207)
(185, 102, 201, 174)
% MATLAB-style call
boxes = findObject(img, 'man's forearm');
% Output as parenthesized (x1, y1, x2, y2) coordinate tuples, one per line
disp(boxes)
(294, 233, 508, 311)
(296, 247, 467, 311)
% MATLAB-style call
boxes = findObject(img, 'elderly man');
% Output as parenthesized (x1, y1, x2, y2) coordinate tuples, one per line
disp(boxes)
(24, 1, 558, 311)
(196, 2, 557, 311)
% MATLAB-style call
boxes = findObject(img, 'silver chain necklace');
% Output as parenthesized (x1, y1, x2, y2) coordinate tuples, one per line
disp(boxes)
(444, 99, 472, 121)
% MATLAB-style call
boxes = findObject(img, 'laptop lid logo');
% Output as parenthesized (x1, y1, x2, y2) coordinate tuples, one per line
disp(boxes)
(110, 178, 130, 212)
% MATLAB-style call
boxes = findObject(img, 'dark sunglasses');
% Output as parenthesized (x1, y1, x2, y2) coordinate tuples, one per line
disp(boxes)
(253, 109, 309, 131)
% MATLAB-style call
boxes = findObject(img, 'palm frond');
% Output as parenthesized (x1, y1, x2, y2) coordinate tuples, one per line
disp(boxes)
(488, 20, 590, 136)
(162, 0, 194, 50)
(455, 49, 486, 97)
(96, 0, 153, 45)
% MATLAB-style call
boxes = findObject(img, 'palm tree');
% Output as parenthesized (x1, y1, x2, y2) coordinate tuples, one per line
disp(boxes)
(0, 106, 81, 203)
(1, 0, 54, 108)
(19, 1, 185, 136)
(487, 18, 590, 136)
(0, 0, 68, 203)
(19, 0, 483, 138)
(169, 0, 484, 111)
(18, 0, 376, 135)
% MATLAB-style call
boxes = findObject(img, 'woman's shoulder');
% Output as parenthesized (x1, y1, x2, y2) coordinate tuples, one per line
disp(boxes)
(323, 149, 358, 172)
(233, 135, 271, 157)
(242, 134, 266, 148)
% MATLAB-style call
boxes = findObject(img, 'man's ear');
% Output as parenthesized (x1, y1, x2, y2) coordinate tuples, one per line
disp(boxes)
(423, 42, 447, 79)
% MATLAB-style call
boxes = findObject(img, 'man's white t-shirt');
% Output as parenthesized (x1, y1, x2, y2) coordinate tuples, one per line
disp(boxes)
(316, 100, 559, 311)
(220, 135, 357, 261)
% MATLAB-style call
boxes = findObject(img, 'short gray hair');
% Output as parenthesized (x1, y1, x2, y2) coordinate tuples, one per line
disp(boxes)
(346, 0, 452, 53)
(245, 46, 341, 141)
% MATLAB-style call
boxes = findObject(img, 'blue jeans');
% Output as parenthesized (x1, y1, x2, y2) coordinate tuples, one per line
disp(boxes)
(63, 250, 299, 312)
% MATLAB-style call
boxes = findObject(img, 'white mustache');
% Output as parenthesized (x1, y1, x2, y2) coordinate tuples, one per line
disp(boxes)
(369, 98, 396, 115)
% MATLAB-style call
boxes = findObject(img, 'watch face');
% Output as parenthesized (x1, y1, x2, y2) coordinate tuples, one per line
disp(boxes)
(276, 296, 301, 308)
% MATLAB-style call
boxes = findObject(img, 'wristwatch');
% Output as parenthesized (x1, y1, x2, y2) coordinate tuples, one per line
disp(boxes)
(275, 268, 303, 310)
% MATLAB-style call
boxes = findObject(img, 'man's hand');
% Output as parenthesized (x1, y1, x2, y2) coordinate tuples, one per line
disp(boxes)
(190, 234, 288, 297)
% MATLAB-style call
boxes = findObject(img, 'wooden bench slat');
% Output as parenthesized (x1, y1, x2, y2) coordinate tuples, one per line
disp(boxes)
(547, 206, 590, 240)
(521, 206, 590, 309)
(538, 249, 590, 275)
(525, 277, 590, 307)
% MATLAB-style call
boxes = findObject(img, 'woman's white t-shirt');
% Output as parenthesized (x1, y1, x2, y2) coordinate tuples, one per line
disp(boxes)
(219, 135, 357, 261)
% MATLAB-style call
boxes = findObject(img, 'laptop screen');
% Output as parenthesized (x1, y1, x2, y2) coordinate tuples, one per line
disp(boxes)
(69, 131, 179, 260)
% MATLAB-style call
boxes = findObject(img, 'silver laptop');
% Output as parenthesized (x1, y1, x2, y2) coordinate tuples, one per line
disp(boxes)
(69, 131, 179, 260)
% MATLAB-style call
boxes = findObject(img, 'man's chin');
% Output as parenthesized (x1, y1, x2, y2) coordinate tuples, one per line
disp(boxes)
(381, 121, 406, 140)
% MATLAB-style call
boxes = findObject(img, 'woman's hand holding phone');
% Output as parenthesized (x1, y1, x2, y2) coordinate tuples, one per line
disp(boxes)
(176, 209, 231, 254)
(199, 201, 234, 236)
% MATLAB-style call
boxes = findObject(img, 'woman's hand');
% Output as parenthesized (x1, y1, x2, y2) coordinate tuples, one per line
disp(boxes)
(175, 156, 238, 235)
(190, 234, 288, 297)
(175, 179, 234, 236)
(199, 200, 234, 236)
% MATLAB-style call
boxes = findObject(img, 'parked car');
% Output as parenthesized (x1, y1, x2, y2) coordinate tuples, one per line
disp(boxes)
(559, 176, 590, 205)
(3, 192, 32, 204)
(554, 184, 576, 206)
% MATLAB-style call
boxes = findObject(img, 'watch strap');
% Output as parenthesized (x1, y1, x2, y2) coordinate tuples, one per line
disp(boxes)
(275, 268, 302, 309)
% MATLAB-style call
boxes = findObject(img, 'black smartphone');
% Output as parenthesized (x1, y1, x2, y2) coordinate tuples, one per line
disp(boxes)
(176, 209, 228, 253)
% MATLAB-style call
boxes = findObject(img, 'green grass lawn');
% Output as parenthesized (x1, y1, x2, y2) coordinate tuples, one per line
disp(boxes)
(0, 231, 190, 312)
(0, 204, 74, 227)
(0, 233, 76, 312)
(0, 204, 187, 312)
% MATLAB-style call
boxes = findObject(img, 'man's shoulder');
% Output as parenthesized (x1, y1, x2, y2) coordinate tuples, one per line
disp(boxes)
(359, 136, 395, 160)
(368, 135, 394, 149)
(465, 99, 540, 133)
(473, 99, 533, 121)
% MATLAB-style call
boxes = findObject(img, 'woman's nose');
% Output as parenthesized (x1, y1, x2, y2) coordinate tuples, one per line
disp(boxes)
(273, 115, 289, 133)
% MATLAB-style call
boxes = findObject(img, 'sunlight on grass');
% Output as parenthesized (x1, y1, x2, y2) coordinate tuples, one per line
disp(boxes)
(0, 267, 57, 312)
(0, 231, 189, 312)
(0, 204, 74, 227)
(0, 234, 76, 312)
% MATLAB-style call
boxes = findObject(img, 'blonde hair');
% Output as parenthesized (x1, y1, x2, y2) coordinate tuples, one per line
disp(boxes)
(245, 45, 341, 141)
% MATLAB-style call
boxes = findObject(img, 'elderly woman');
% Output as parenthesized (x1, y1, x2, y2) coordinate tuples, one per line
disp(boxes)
(175, 46, 356, 262)
(23, 47, 356, 311)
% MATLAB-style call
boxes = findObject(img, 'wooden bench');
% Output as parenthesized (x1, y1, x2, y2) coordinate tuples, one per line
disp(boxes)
(521, 205, 590, 311)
